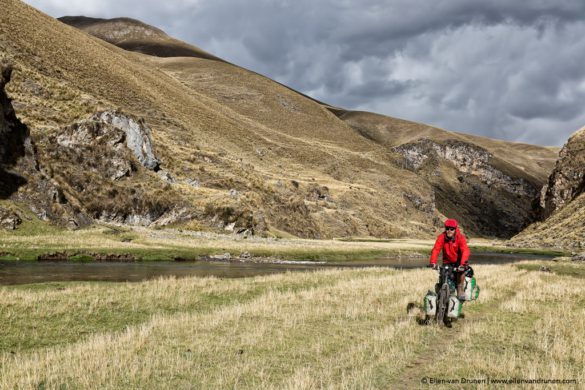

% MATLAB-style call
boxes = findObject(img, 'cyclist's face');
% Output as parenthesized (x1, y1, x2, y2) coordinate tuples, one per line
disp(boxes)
(445, 227, 455, 237)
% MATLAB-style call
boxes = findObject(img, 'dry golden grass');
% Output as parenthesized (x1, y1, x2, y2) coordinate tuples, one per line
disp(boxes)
(425, 264, 585, 388)
(0, 263, 582, 388)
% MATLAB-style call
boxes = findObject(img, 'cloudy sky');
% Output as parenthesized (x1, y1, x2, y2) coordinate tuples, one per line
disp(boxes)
(24, 0, 585, 146)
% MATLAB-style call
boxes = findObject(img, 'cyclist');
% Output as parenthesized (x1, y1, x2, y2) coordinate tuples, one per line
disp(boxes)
(429, 219, 470, 301)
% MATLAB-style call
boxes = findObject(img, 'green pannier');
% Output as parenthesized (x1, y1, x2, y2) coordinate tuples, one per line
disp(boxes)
(473, 284, 480, 300)
(463, 276, 480, 301)
(447, 295, 462, 318)
(424, 290, 437, 316)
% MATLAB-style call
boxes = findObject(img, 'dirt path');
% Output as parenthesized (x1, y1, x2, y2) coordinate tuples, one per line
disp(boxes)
(391, 271, 526, 389)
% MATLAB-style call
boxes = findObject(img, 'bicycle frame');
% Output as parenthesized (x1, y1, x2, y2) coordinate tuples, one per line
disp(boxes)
(436, 264, 457, 295)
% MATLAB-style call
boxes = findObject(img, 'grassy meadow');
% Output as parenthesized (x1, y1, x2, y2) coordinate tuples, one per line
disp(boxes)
(0, 261, 583, 388)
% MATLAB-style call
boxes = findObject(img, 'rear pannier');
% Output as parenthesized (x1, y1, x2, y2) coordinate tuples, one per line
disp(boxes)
(463, 276, 480, 301)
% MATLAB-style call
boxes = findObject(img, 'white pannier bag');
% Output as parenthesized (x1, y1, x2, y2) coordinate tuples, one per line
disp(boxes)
(424, 290, 437, 316)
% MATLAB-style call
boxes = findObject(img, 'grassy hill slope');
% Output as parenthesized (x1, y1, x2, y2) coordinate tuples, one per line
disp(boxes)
(0, 0, 431, 239)
(334, 110, 558, 236)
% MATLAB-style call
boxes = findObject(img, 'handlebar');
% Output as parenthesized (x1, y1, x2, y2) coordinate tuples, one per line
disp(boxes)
(429, 264, 466, 272)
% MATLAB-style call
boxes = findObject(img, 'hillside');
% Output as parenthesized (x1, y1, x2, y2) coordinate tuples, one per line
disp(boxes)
(511, 126, 585, 249)
(0, 0, 558, 239)
(332, 110, 558, 237)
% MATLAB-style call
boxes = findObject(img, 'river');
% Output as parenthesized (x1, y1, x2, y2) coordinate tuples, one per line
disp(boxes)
(0, 252, 550, 285)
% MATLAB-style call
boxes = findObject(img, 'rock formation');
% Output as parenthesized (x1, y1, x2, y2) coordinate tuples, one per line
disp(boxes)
(511, 126, 585, 249)
(42, 110, 177, 226)
(55, 110, 160, 181)
(393, 139, 538, 198)
(92, 111, 160, 171)
(392, 138, 541, 237)
(541, 127, 585, 218)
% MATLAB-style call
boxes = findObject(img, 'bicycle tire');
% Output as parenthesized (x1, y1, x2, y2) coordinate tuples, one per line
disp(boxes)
(436, 283, 449, 324)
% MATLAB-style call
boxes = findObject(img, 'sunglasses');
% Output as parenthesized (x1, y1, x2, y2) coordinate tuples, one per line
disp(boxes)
(445, 227, 456, 231)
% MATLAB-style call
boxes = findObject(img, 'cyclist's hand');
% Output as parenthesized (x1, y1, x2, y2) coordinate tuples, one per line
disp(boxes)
(457, 265, 466, 272)
(428, 264, 438, 270)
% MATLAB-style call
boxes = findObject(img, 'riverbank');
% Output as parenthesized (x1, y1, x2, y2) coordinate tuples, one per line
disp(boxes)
(0, 224, 429, 262)
(0, 223, 568, 262)
(0, 261, 582, 388)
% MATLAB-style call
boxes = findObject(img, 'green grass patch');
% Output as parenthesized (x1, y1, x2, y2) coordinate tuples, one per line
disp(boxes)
(0, 201, 64, 237)
(0, 254, 20, 261)
(0, 240, 428, 263)
(335, 237, 397, 243)
(68, 254, 95, 262)
(516, 262, 585, 279)
(0, 247, 212, 262)
(470, 245, 567, 257)
(245, 248, 425, 261)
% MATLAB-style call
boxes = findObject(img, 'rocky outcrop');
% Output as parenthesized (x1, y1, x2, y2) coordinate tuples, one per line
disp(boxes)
(541, 127, 585, 218)
(57, 110, 160, 174)
(1, 99, 167, 226)
(94, 111, 160, 170)
(0, 90, 192, 230)
(510, 126, 585, 249)
(0, 208, 21, 230)
(393, 139, 538, 197)
(40, 110, 179, 226)
(393, 138, 541, 237)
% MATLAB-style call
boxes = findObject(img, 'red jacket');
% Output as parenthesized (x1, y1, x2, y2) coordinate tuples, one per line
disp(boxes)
(429, 227, 470, 266)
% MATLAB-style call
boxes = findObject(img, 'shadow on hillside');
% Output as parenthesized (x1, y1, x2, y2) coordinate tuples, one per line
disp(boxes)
(0, 169, 27, 199)
(1, 63, 30, 199)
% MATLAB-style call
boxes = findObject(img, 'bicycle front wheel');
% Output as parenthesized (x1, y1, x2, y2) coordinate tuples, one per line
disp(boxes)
(436, 283, 449, 324)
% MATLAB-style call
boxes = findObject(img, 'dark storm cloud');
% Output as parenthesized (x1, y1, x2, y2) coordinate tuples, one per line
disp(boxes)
(24, 0, 585, 145)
